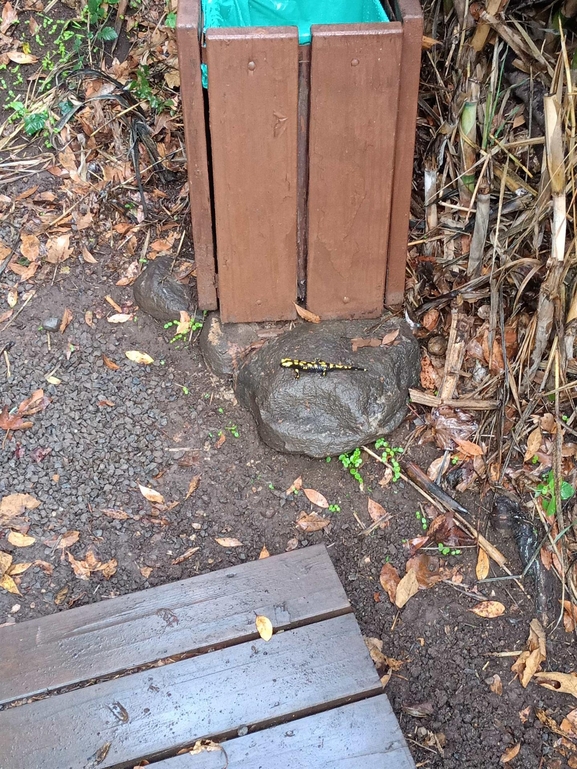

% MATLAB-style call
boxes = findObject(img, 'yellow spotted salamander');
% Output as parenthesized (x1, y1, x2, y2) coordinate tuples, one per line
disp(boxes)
(280, 358, 367, 379)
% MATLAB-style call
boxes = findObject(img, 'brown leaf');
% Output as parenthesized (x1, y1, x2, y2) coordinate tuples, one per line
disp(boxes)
(294, 303, 320, 323)
(296, 512, 330, 532)
(364, 636, 388, 668)
(8, 562, 32, 576)
(455, 438, 484, 458)
(20, 234, 40, 262)
(0, 493, 40, 520)
(367, 498, 390, 528)
(488, 674, 503, 695)
(303, 488, 329, 509)
(185, 475, 200, 500)
(45, 233, 72, 264)
(0, 551, 13, 578)
(379, 562, 401, 603)
(395, 569, 419, 608)
(215, 537, 243, 548)
(67, 552, 90, 580)
(255, 615, 273, 641)
(563, 601, 577, 633)
(59, 308, 73, 333)
(470, 601, 505, 618)
(259, 546, 270, 559)
(420, 351, 440, 390)
(381, 328, 400, 345)
(116, 260, 140, 286)
(34, 560, 54, 574)
(18, 389, 50, 417)
(422, 308, 440, 332)
(534, 671, 577, 698)
(406, 553, 453, 588)
(524, 426, 543, 462)
(140, 566, 153, 579)
(102, 508, 130, 521)
(476, 547, 490, 580)
(82, 246, 97, 264)
(57, 530, 80, 549)
(7, 51, 38, 64)
(97, 558, 117, 579)
(0, 407, 32, 432)
(84, 310, 94, 327)
(125, 350, 154, 365)
(176, 311, 191, 336)
(1, 2, 18, 34)
(7, 531, 35, 547)
(0, 574, 21, 594)
(351, 337, 381, 352)
(102, 355, 120, 370)
(285, 477, 302, 495)
(172, 546, 200, 565)
(138, 485, 164, 504)
(500, 743, 520, 764)
(215, 432, 226, 449)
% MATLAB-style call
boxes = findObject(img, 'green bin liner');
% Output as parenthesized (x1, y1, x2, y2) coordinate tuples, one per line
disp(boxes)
(201, 0, 389, 45)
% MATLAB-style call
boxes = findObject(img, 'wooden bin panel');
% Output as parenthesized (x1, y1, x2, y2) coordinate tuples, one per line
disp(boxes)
(206, 28, 299, 323)
(306, 24, 403, 320)
(176, 0, 218, 309)
(385, 0, 423, 307)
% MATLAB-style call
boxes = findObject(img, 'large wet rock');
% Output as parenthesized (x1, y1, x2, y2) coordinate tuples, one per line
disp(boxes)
(199, 313, 262, 377)
(235, 318, 419, 457)
(133, 257, 191, 322)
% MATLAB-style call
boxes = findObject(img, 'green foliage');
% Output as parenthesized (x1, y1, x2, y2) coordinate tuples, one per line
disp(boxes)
(328, 503, 340, 513)
(165, 12, 177, 27)
(374, 438, 403, 481)
(163, 316, 204, 344)
(129, 66, 174, 112)
(96, 26, 118, 41)
(438, 542, 461, 557)
(535, 470, 575, 516)
(24, 112, 48, 135)
(415, 509, 428, 531)
(226, 424, 240, 438)
(338, 447, 364, 487)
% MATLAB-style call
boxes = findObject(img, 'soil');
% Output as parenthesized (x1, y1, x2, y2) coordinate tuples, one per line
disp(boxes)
(0, 259, 575, 769)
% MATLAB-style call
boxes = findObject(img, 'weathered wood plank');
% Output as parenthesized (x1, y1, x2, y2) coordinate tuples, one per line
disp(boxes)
(176, 0, 218, 309)
(206, 28, 299, 323)
(0, 615, 382, 769)
(151, 696, 415, 768)
(0, 545, 349, 705)
(384, 0, 423, 307)
(306, 24, 403, 320)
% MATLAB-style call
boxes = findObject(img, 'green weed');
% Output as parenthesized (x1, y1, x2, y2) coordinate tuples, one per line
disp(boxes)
(535, 469, 575, 516)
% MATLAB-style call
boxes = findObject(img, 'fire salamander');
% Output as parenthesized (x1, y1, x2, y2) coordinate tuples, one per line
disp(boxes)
(280, 358, 367, 379)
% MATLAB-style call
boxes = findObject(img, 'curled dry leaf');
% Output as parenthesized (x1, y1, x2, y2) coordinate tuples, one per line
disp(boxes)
(364, 636, 388, 668)
(487, 674, 503, 695)
(125, 350, 154, 365)
(422, 308, 440, 331)
(303, 488, 329, 509)
(7, 51, 38, 64)
(57, 530, 80, 549)
(534, 671, 577, 699)
(0, 574, 21, 595)
(0, 493, 40, 520)
(476, 547, 490, 581)
(285, 476, 302, 495)
(107, 313, 133, 324)
(60, 308, 73, 333)
(296, 511, 330, 532)
(102, 509, 130, 521)
(367, 498, 390, 528)
(172, 547, 200, 565)
(379, 562, 401, 603)
(102, 355, 120, 371)
(511, 619, 546, 687)
(176, 311, 191, 336)
(259, 546, 270, 559)
(500, 743, 520, 764)
(67, 552, 90, 580)
(138, 485, 164, 504)
(185, 475, 201, 500)
(7, 531, 35, 547)
(82, 246, 97, 264)
(215, 537, 243, 548)
(255, 615, 273, 641)
(294, 303, 320, 323)
(1, 2, 18, 34)
(0, 551, 13, 578)
(470, 601, 505, 618)
(395, 569, 419, 609)
(524, 426, 543, 462)
(46, 233, 72, 264)
(420, 351, 440, 390)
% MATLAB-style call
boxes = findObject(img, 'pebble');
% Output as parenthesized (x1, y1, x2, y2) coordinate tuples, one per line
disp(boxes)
(42, 317, 60, 331)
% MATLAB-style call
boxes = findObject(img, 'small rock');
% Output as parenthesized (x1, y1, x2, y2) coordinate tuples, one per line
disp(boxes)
(42, 317, 60, 331)
(133, 257, 191, 322)
(235, 319, 419, 457)
(198, 312, 269, 378)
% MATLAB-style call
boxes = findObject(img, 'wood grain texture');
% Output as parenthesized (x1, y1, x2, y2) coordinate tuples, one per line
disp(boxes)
(176, 0, 218, 309)
(306, 24, 403, 320)
(384, 0, 423, 306)
(151, 697, 415, 768)
(0, 545, 349, 705)
(206, 28, 299, 323)
(0, 615, 382, 769)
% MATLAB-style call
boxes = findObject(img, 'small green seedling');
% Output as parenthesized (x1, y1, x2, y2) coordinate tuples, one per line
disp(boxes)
(164, 316, 203, 344)
(415, 509, 428, 531)
(226, 423, 240, 438)
(438, 542, 461, 557)
(374, 438, 403, 481)
(535, 470, 575, 516)
(328, 504, 341, 513)
(339, 447, 364, 488)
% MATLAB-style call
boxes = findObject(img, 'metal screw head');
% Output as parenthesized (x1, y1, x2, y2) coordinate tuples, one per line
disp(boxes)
(248, 61, 256, 71)
(351, 58, 359, 67)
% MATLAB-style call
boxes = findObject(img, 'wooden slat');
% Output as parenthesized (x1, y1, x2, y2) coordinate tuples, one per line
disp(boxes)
(150, 697, 415, 768)
(0, 545, 349, 705)
(306, 24, 403, 320)
(0, 615, 382, 769)
(176, 0, 218, 309)
(206, 28, 299, 323)
(384, 0, 423, 307)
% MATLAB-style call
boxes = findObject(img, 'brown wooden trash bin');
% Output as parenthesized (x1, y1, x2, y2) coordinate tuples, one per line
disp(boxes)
(176, 1, 422, 323)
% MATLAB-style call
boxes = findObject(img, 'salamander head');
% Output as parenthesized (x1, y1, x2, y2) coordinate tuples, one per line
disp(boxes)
(280, 358, 295, 368)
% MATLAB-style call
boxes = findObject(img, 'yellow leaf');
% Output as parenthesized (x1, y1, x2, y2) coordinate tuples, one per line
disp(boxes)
(107, 313, 133, 323)
(125, 350, 154, 365)
(7, 531, 35, 547)
(294, 303, 320, 323)
(138, 484, 164, 504)
(8, 562, 32, 576)
(0, 573, 21, 594)
(476, 547, 490, 580)
(215, 537, 243, 548)
(259, 546, 270, 559)
(0, 493, 40, 520)
(185, 475, 201, 500)
(255, 615, 273, 641)
(470, 600, 505, 618)
(0, 551, 13, 578)
(524, 426, 542, 462)
(303, 488, 329, 509)
(176, 311, 191, 336)
(500, 743, 520, 764)
(395, 569, 419, 609)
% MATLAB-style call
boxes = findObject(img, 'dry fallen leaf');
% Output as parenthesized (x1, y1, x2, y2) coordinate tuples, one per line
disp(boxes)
(364, 636, 388, 668)
(470, 601, 505, 618)
(367, 498, 390, 528)
(215, 537, 243, 548)
(46, 233, 72, 264)
(395, 569, 419, 609)
(303, 488, 329, 509)
(8, 562, 32, 576)
(259, 546, 270, 559)
(296, 511, 330, 532)
(102, 355, 120, 371)
(102, 509, 130, 521)
(351, 337, 381, 352)
(381, 328, 400, 345)
(422, 308, 440, 331)
(500, 743, 520, 764)
(82, 246, 97, 264)
(108, 313, 133, 324)
(67, 552, 90, 580)
(255, 615, 273, 641)
(1, 2, 18, 34)
(60, 308, 73, 333)
(98, 559, 117, 579)
(7, 531, 35, 547)
(140, 566, 153, 579)
(285, 477, 302, 495)
(6, 287, 17, 308)
(185, 475, 201, 500)
(488, 674, 503, 695)
(176, 311, 191, 336)
(125, 350, 154, 365)
(0, 574, 21, 594)
(534, 671, 577, 699)
(524, 426, 543, 462)
(476, 547, 490, 581)
(0, 493, 40, 520)
(172, 546, 200, 565)
(379, 562, 401, 603)
(7, 51, 38, 64)
(455, 438, 484, 458)
(138, 484, 164, 504)
(0, 551, 13, 578)
(285, 537, 299, 551)
(57, 530, 80, 549)
(511, 619, 546, 687)
(294, 303, 320, 323)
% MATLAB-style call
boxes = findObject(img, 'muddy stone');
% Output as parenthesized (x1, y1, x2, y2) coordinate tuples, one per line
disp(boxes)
(199, 313, 262, 377)
(133, 257, 190, 322)
(41, 317, 60, 331)
(235, 319, 419, 457)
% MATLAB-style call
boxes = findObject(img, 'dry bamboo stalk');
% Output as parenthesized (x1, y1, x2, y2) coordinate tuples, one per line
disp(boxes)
(439, 301, 471, 401)
(471, 0, 506, 52)
(459, 80, 480, 206)
(468, 186, 491, 277)
(424, 158, 438, 256)
(409, 389, 499, 410)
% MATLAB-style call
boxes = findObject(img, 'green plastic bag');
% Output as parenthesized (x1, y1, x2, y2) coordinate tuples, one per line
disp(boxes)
(202, 0, 389, 45)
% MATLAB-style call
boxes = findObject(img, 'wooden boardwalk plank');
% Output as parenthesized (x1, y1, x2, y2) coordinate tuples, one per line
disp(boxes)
(0, 615, 382, 769)
(306, 24, 403, 320)
(152, 696, 414, 768)
(206, 28, 299, 323)
(0, 545, 349, 705)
